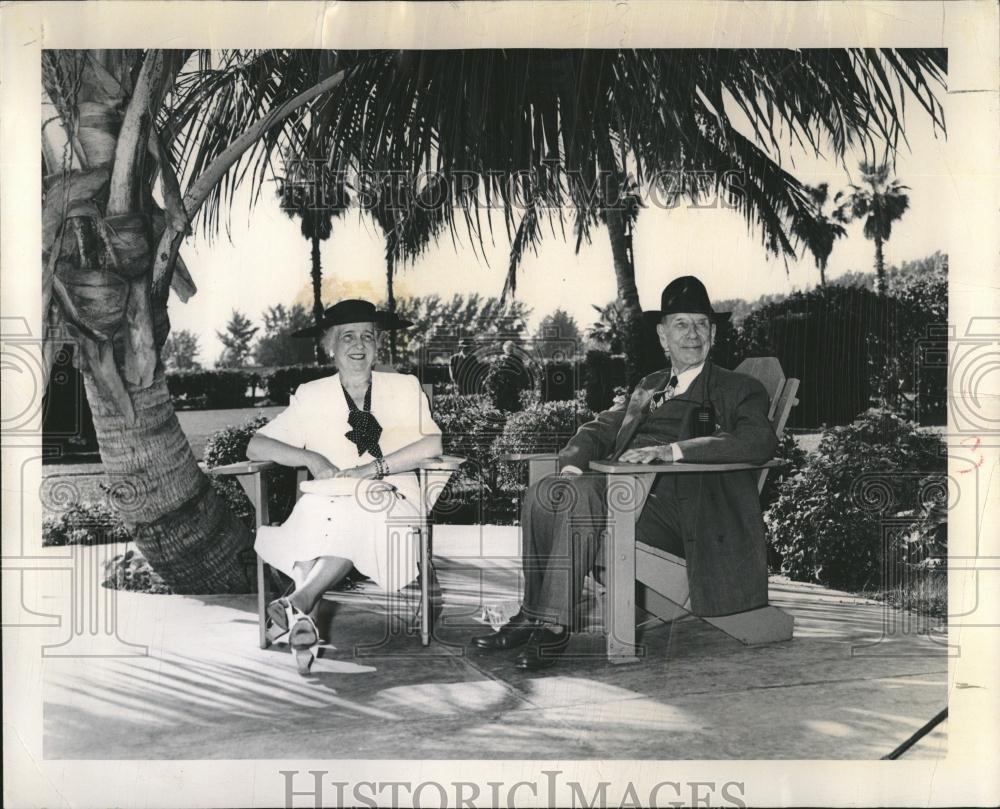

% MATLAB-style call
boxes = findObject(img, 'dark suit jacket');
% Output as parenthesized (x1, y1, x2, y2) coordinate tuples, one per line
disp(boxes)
(558, 362, 778, 617)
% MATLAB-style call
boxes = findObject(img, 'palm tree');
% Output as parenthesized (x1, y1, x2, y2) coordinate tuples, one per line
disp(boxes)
(40, 50, 356, 592)
(834, 161, 911, 294)
(317, 49, 945, 383)
(792, 183, 847, 286)
(276, 145, 350, 364)
(40, 48, 945, 592)
(361, 172, 447, 363)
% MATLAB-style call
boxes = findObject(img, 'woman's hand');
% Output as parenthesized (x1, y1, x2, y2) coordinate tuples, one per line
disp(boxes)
(333, 462, 377, 480)
(304, 452, 340, 480)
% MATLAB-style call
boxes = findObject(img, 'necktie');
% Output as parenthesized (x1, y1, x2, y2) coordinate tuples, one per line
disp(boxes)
(342, 383, 384, 458)
(649, 375, 679, 412)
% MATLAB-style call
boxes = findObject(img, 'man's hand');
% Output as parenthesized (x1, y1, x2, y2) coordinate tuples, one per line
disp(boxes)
(305, 452, 340, 480)
(618, 445, 674, 464)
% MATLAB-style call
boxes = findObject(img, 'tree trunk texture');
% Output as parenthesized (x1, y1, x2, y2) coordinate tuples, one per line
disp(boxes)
(597, 143, 644, 387)
(42, 51, 254, 593)
(84, 368, 254, 593)
(386, 254, 397, 364)
(602, 200, 644, 386)
(874, 236, 886, 295)
(310, 233, 327, 364)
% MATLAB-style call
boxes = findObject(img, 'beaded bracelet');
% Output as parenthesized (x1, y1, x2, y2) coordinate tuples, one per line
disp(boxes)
(374, 457, 389, 479)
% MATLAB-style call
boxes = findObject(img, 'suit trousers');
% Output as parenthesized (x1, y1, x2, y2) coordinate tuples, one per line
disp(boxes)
(520, 472, 685, 628)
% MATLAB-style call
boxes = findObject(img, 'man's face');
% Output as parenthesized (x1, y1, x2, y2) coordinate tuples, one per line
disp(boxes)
(656, 312, 715, 373)
(326, 322, 379, 374)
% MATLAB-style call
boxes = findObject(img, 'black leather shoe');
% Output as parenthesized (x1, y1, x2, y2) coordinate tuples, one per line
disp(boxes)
(470, 612, 536, 651)
(514, 627, 570, 671)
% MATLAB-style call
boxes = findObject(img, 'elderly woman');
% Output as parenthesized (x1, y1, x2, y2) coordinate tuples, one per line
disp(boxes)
(247, 299, 442, 675)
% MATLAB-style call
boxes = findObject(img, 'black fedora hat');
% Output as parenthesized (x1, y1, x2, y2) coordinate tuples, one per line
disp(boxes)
(290, 298, 413, 338)
(652, 276, 730, 323)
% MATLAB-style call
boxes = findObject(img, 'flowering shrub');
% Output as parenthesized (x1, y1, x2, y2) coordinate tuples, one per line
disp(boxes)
(765, 408, 946, 591)
(42, 501, 132, 546)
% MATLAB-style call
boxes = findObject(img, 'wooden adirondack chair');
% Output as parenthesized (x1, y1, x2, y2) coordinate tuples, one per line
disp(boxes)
(209, 377, 463, 649)
(506, 357, 799, 663)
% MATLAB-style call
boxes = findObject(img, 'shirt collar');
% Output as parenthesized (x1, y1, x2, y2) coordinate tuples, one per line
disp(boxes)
(675, 362, 704, 385)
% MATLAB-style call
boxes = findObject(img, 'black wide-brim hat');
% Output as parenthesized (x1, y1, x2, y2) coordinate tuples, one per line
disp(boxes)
(290, 298, 413, 338)
(648, 275, 731, 323)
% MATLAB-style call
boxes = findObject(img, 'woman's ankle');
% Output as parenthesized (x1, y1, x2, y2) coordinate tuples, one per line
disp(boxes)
(287, 592, 313, 615)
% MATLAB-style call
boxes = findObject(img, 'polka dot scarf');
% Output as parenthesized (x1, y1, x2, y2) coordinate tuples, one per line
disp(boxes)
(342, 383, 384, 458)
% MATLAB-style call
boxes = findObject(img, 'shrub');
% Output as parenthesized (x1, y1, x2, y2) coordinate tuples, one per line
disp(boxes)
(428, 394, 506, 522)
(104, 548, 172, 594)
(491, 396, 594, 501)
(203, 415, 297, 529)
(759, 430, 809, 514)
(765, 408, 946, 592)
(166, 369, 257, 409)
(482, 354, 535, 412)
(43, 501, 132, 546)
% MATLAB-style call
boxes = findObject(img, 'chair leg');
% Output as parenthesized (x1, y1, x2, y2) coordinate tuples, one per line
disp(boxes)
(420, 526, 431, 647)
(257, 555, 270, 650)
(605, 476, 642, 664)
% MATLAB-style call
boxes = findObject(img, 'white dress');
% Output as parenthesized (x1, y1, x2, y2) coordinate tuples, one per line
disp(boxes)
(253, 371, 443, 590)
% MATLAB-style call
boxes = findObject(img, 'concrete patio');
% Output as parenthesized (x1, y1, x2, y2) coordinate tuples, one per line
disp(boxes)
(41, 527, 948, 760)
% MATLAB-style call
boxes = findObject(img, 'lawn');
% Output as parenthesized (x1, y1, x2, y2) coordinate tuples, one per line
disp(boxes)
(175, 405, 283, 460)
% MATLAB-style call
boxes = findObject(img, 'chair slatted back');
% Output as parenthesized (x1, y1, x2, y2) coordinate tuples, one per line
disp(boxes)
(733, 357, 800, 495)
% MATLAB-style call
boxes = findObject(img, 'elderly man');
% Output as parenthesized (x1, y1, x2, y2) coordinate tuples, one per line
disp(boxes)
(471, 276, 778, 670)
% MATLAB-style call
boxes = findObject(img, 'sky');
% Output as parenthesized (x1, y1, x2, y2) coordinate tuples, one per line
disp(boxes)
(171, 85, 949, 367)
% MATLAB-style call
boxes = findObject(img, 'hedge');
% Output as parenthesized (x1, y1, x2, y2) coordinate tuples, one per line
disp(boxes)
(262, 364, 338, 405)
(166, 369, 258, 409)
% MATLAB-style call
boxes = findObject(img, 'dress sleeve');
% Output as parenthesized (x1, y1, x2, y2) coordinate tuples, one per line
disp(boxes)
(255, 388, 309, 449)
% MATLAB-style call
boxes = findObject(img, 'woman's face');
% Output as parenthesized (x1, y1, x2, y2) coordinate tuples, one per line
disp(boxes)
(326, 323, 378, 375)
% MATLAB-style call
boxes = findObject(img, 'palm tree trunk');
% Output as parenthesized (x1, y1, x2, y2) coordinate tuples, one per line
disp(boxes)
(601, 177, 644, 387)
(83, 367, 254, 593)
(874, 235, 886, 295)
(310, 233, 327, 364)
(595, 139, 644, 385)
(386, 253, 397, 364)
(819, 260, 827, 287)
(42, 50, 354, 595)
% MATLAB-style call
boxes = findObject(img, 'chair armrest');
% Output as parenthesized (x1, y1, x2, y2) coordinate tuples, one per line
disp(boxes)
(208, 460, 280, 476)
(416, 454, 466, 472)
(497, 452, 559, 462)
(589, 459, 787, 474)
